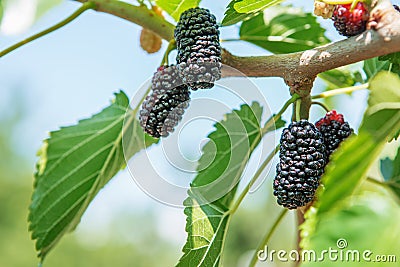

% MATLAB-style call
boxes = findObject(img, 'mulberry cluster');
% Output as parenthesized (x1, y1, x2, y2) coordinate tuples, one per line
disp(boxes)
(331, 2, 369, 37)
(174, 7, 222, 90)
(273, 120, 327, 209)
(315, 110, 353, 158)
(139, 65, 190, 138)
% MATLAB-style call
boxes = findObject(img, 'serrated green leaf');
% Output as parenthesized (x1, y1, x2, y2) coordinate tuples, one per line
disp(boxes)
(155, 0, 200, 21)
(234, 0, 284, 14)
(316, 72, 400, 215)
(301, 193, 400, 267)
(239, 6, 330, 54)
(29, 91, 157, 260)
(176, 103, 263, 267)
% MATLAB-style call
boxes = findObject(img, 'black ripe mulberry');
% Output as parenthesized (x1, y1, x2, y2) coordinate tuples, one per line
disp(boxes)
(140, 65, 190, 138)
(315, 110, 353, 158)
(273, 120, 327, 209)
(174, 7, 222, 90)
(332, 2, 369, 37)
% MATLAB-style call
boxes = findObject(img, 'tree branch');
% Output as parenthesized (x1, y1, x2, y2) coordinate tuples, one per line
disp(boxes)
(222, 1, 400, 80)
(65, 0, 400, 120)
(70, 0, 400, 82)
(3, 0, 399, 89)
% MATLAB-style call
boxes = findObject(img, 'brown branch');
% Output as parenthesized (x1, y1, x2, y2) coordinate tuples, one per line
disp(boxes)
(70, 1, 400, 85)
(69, 1, 400, 101)
(222, 2, 400, 81)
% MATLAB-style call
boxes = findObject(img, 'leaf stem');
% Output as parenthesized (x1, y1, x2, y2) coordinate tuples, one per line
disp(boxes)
(311, 101, 330, 112)
(262, 93, 300, 134)
(161, 39, 177, 66)
(220, 38, 242, 42)
(366, 177, 387, 187)
(312, 83, 369, 99)
(248, 209, 288, 267)
(132, 85, 151, 116)
(295, 99, 301, 122)
(0, 2, 95, 58)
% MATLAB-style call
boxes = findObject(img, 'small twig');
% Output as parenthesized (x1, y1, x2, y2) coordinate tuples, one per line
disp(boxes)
(248, 209, 288, 267)
(160, 40, 176, 66)
(0, 2, 95, 58)
(295, 99, 301, 122)
(311, 101, 330, 112)
(312, 83, 369, 99)
(262, 94, 300, 134)
(366, 177, 387, 187)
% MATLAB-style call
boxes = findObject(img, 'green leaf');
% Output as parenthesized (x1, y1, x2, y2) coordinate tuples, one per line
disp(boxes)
(155, 0, 200, 21)
(35, 0, 63, 20)
(363, 58, 388, 80)
(363, 57, 400, 80)
(0, 1, 3, 24)
(176, 103, 263, 267)
(318, 68, 360, 90)
(379, 52, 400, 65)
(301, 193, 400, 267)
(239, 6, 330, 54)
(29, 91, 157, 260)
(316, 72, 400, 215)
(222, 0, 259, 26)
(234, 0, 284, 14)
(222, 0, 283, 26)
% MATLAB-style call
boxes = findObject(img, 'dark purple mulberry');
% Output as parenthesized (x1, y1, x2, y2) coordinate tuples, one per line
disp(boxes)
(273, 120, 327, 209)
(174, 7, 221, 90)
(140, 65, 190, 138)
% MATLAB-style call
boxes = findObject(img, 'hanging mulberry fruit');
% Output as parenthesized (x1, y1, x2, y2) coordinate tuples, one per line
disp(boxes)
(140, 65, 190, 138)
(174, 7, 222, 90)
(315, 110, 353, 158)
(273, 120, 327, 209)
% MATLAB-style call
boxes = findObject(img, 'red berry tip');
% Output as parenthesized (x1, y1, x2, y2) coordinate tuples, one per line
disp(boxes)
(316, 110, 344, 128)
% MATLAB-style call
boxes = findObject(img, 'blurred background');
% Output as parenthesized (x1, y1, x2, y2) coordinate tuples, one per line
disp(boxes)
(0, 0, 387, 266)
